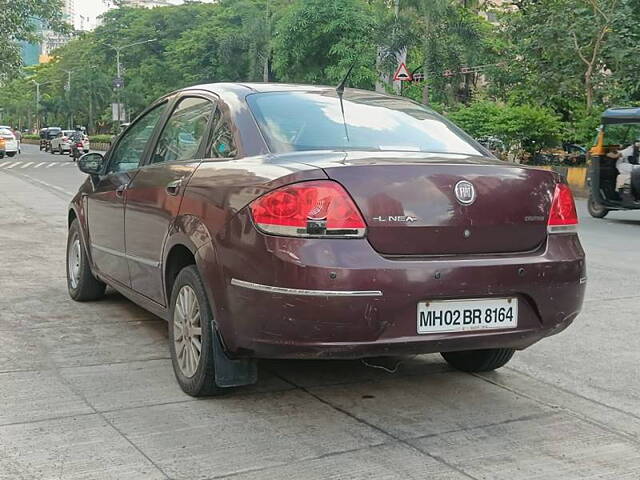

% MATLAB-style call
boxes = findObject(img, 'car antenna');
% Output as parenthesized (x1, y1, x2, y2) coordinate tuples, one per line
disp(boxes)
(336, 63, 355, 142)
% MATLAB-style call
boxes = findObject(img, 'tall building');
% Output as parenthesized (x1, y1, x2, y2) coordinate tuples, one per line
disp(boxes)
(40, 0, 76, 62)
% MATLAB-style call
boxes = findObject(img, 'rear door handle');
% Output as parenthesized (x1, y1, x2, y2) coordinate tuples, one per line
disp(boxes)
(166, 179, 183, 196)
(115, 184, 127, 198)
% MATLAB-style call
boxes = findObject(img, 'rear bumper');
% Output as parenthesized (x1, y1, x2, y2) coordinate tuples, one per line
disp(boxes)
(212, 224, 586, 359)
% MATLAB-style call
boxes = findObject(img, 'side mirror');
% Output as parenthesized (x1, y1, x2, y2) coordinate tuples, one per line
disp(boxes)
(77, 152, 105, 175)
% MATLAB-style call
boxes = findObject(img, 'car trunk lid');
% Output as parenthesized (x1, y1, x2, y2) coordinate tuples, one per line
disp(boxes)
(316, 154, 557, 256)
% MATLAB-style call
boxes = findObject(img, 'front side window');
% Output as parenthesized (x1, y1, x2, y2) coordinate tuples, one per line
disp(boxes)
(604, 123, 640, 146)
(151, 97, 214, 165)
(108, 102, 167, 174)
(247, 91, 483, 156)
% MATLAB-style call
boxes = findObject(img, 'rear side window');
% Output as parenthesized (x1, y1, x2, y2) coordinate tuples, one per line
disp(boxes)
(247, 91, 482, 156)
(151, 96, 214, 164)
(206, 109, 237, 159)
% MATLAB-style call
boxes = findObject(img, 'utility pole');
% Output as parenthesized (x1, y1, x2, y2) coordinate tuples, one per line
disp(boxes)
(105, 38, 157, 130)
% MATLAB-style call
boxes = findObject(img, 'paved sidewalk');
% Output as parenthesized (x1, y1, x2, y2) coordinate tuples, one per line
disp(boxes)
(1, 170, 639, 479)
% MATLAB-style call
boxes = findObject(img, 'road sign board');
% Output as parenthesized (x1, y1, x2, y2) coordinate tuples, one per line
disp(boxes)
(393, 63, 412, 82)
(113, 77, 124, 89)
(112, 103, 126, 122)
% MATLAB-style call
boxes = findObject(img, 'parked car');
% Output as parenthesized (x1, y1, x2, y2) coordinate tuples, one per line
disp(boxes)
(0, 128, 19, 158)
(67, 83, 586, 397)
(50, 130, 90, 155)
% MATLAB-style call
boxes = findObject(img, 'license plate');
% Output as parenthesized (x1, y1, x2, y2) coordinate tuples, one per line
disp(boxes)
(417, 298, 518, 334)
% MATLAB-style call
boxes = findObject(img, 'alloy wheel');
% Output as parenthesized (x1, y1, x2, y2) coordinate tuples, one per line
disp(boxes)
(173, 285, 203, 378)
(67, 236, 81, 290)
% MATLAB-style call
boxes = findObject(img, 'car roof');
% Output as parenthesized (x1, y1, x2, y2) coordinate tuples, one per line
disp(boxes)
(180, 82, 398, 101)
(602, 107, 640, 124)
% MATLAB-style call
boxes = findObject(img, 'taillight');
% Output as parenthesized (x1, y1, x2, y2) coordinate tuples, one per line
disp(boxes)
(547, 183, 578, 233)
(250, 180, 366, 238)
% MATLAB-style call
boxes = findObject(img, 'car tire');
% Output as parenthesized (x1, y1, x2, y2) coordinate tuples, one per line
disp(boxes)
(168, 265, 223, 397)
(441, 348, 515, 372)
(50, 146, 56, 154)
(66, 218, 106, 301)
(587, 195, 609, 218)
(7, 152, 15, 157)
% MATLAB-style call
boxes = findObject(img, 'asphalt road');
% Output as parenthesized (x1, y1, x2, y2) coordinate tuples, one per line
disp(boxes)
(1, 144, 639, 479)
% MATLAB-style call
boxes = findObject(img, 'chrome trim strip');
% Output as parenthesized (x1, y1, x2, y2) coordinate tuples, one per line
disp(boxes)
(127, 253, 161, 268)
(91, 244, 160, 268)
(92, 243, 125, 258)
(547, 225, 578, 234)
(230, 278, 383, 297)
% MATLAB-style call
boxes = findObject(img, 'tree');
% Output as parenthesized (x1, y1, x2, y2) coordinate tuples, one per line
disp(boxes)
(0, 0, 69, 81)
(493, 0, 630, 113)
(272, 0, 378, 88)
(449, 101, 562, 155)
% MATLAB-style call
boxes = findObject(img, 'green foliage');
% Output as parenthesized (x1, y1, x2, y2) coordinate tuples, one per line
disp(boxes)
(0, 0, 69, 81)
(272, 0, 378, 88)
(90, 134, 114, 143)
(449, 101, 562, 155)
(1, 0, 639, 148)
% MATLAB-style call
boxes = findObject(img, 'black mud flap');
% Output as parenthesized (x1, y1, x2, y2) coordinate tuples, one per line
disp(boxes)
(212, 325, 258, 388)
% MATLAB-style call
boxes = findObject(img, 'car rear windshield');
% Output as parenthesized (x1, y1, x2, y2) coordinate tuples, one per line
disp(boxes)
(0, 129, 13, 136)
(247, 91, 483, 156)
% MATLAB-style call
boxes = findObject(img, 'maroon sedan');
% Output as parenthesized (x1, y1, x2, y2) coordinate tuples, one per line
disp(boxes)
(67, 83, 585, 396)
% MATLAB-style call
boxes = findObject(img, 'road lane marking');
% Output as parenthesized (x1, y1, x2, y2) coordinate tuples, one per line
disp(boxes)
(0, 162, 10, 168)
(6, 162, 22, 169)
(20, 162, 34, 169)
(33, 162, 47, 168)
(21, 174, 74, 197)
(46, 162, 58, 168)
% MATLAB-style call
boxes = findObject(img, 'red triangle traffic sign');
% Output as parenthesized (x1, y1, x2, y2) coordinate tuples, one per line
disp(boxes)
(393, 63, 412, 81)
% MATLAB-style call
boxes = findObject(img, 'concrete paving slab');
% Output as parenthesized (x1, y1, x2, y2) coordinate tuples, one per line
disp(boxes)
(60, 359, 293, 412)
(0, 324, 49, 373)
(477, 367, 640, 442)
(306, 372, 549, 440)
(104, 390, 390, 480)
(7, 291, 157, 329)
(0, 414, 166, 480)
(33, 319, 169, 368)
(225, 442, 467, 480)
(409, 412, 640, 480)
(0, 370, 92, 426)
(510, 295, 640, 417)
(263, 354, 451, 389)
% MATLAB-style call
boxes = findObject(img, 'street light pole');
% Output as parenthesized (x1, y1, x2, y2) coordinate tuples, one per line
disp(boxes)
(105, 38, 157, 129)
(31, 80, 42, 131)
(31, 80, 53, 131)
(62, 69, 74, 129)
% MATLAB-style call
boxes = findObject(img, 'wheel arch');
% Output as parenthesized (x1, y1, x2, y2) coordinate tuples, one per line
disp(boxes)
(162, 214, 220, 310)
